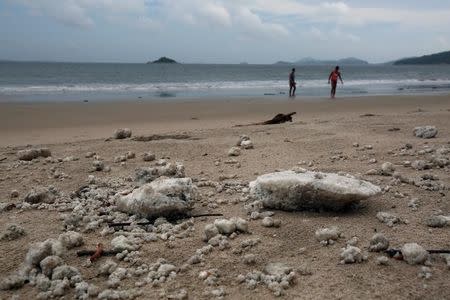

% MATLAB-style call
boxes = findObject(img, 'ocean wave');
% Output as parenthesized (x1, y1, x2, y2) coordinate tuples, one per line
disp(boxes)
(1, 79, 450, 94)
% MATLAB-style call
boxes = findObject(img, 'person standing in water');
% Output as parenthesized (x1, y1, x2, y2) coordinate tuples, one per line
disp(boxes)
(289, 68, 296, 97)
(328, 66, 343, 98)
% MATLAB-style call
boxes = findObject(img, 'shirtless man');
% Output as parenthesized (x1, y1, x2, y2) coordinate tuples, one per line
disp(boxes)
(328, 66, 343, 99)
(289, 68, 296, 97)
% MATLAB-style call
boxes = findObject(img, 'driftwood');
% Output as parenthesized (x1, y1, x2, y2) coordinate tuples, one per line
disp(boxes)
(77, 249, 121, 257)
(132, 134, 192, 142)
(234, 112, 296, 127)
(108, 213, 223, 228)
(385, 248, 450, 258)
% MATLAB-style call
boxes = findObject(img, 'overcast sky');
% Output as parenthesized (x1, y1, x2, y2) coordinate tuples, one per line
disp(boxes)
(1, 0, 449, 63)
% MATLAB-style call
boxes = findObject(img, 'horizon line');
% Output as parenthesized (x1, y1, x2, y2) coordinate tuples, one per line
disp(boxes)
(1, 58, 387, 65)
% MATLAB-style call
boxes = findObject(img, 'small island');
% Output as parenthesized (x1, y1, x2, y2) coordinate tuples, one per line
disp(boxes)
(394, 50, 450, 65)
(148, 57, 178, 64)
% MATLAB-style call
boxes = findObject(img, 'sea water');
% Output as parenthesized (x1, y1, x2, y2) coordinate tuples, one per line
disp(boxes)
(1, 62, 449, 101)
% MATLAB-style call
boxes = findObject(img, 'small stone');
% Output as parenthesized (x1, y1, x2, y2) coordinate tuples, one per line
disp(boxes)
(261, 217, 274, 227)
(58, 231, 83, 249)
(142, 152, 156, 162)
(236, 135, 250, 146)
(241, 140, 254, 149)
(243, 254, 257, 265)
(85, 152, 96, 158)
(10, 190, 19, 198)
(40, 256, 63, 277)
(88, 175, 95, 184)
(315, 227, 341, 245)
(418, 266, 432, 279)
(126, 151, 136, 159)
(111, 235, 141, 252)
(411, 160, 428, 170)
(365, 169, 379, 175)
(98, 260, 118, 276)
(376, 212, 400, 227)
(340, 246, 366, 264)
(369, 233, 389, 252)
(0, 224, 25, 241)
(158, 264, 176, 276)
(203, 224, 219, 241)
(114, 155, 127, 163)
(376, 256, 389, 265)
(228, 147, 241, 157)
(17, 148, 51, 161)
(24, 187, 55, 204)
(92, 160, 104, 171)
(51, 265, 80, 280)
(413, 126, 437, 139)
(346, 236, 358, 246)
(425, 215, 450, 228)
(214, 219, 236, 235)
(408, 198, 420, 210)
(0, 274, 26, 290)
(264, 262, 292, 276)
(381, 162, 395, 176)
(401, 243, 429, 265)
(113, 128, 132, 139)
(233, 218, 249, 233)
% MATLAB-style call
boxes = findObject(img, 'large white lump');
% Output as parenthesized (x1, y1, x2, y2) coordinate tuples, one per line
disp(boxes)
(249, 170, 380, 211)
(116, 177, 198, 218)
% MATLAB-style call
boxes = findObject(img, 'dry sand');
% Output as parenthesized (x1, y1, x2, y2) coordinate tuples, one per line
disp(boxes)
(0, 95, 449, 299)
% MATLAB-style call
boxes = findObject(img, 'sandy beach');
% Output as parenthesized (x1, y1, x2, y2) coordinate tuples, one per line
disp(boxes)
(0, 94, 449, 299)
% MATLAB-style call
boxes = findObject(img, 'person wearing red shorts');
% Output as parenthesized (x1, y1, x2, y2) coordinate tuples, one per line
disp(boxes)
(328, 66, 343, 98)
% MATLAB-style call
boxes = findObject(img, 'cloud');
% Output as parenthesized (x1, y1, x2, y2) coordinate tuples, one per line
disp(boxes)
(134, 16, 161, 31)
(158, 0, 231, 27)
(14, 0, 94, 28)
(151, 0, 287, 37)
(437, 36, 449, 48)
(230, 0, 450, 28)
(199, 2, 232, 27)
(10, 0, 450, 41)
(11, 0, 149, 29)
(307, 26, 360, 42)
(80, 0, 148, 15)
(233, 7, 289, 38)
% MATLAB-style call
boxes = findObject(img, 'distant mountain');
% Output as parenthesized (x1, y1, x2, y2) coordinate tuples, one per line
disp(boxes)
(295, 57, 369, 65)
(274, 61, 294, 65)
(394, 50, 450, 65)
(337, 57, 369, 65)
(148, 57, 177, 64)
(274, 57, 368, 66)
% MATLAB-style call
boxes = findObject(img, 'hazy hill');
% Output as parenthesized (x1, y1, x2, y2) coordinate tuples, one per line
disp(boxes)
(274, 57, 368, 65)
(274, 61, 294, 65)
(394, 51, 450, 65)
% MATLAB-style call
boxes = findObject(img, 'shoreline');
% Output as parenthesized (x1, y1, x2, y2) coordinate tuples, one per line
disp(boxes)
(0, 94, 449, 147)
(1, 90, 449, 104)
